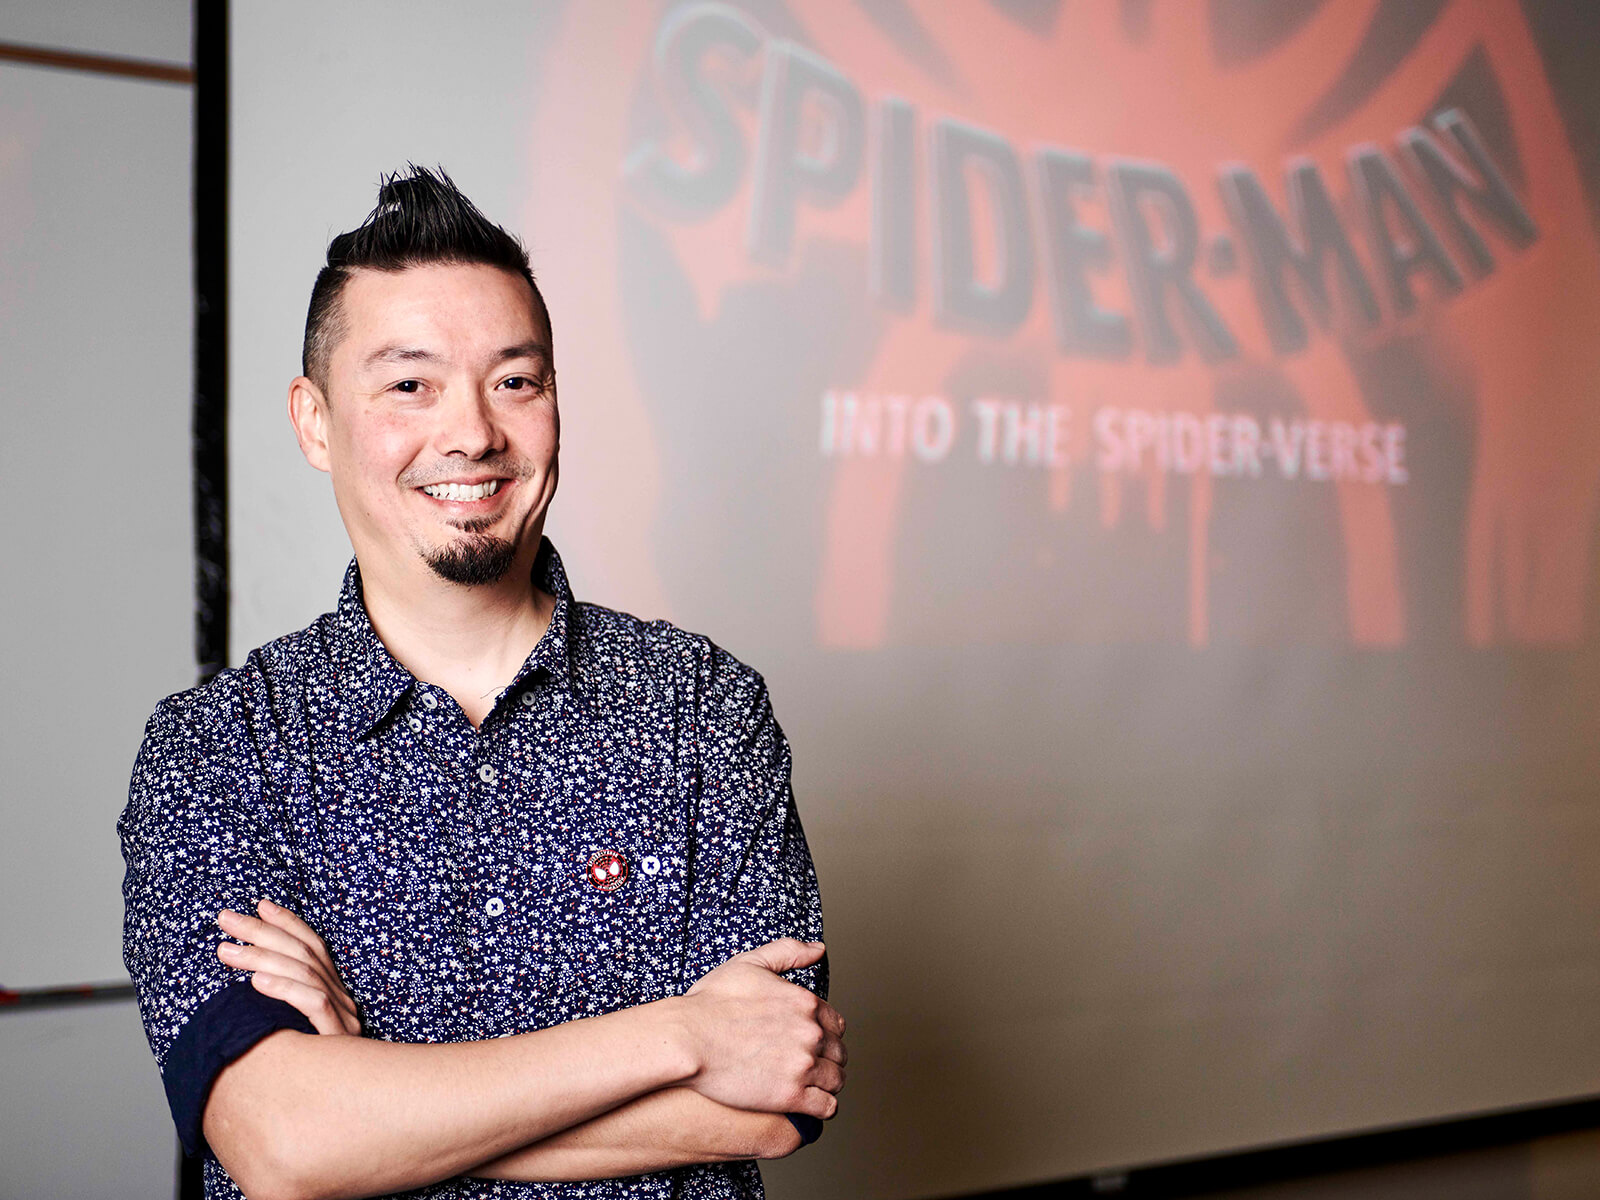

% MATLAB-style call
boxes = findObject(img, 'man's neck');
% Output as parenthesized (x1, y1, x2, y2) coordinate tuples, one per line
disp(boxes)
(357, 549, 557, 729)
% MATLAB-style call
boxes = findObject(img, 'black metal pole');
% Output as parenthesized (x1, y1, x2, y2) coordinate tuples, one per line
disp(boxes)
(183, 2, 227, 1195)
(194, 0, 229, 688)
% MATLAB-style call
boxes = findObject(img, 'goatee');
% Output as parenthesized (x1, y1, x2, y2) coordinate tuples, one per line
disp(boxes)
(423, 533, 517, 586)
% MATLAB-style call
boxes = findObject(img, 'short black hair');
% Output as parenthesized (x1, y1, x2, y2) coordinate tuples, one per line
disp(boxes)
(302, 164, 550, 391)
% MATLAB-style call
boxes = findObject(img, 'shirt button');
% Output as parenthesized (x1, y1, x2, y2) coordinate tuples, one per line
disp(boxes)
(408, 716, 423, 732)
(519, 691, 536, 707)
(641, 855, 661, 876)
(484, 897, 505, 917)
(420, 693, 439, 710)
(478, 764, 498, 784)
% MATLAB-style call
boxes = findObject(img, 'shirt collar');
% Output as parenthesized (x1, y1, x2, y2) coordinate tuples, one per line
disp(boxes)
(519, 537, 576, 693)
(333, 536, 577, 740)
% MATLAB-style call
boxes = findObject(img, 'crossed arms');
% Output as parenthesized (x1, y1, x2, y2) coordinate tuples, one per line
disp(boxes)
(203, 899, 846, 1200)
(123, 653, 832, 1198)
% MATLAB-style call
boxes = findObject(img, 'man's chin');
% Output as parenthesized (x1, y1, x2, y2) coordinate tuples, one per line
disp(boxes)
(422, 534, 518, 586)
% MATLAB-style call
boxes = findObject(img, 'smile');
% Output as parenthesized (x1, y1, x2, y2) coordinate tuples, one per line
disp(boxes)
(421, 480, 503, 501)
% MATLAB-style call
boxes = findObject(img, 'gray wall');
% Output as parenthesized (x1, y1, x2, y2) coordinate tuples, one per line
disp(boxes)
(0, 3, 194, 1196)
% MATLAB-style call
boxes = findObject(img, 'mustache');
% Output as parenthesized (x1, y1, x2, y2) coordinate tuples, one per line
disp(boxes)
(401, 456, 534, 488)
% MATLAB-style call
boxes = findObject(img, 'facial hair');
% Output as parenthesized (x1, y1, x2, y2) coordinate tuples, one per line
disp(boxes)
(423, 531, 518, 585)
(407, 457, 531, 587)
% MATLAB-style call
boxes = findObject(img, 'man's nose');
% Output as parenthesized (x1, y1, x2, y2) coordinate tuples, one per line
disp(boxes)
(435, 385, 504, 458)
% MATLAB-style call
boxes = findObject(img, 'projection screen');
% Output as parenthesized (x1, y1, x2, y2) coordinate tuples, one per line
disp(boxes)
(229, 3, 1600, 1197)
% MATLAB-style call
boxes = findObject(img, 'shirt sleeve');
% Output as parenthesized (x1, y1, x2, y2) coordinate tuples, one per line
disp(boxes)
(682, 647, 830, 1176)
(118, 684, 316, 1158)
(685, 645, 827, 1001)
(678, 649, 832, 1184)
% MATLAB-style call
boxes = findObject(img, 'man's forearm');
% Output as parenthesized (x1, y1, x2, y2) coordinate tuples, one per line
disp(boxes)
(206, 996, 700, 1200)
(469, 1087, 801, 1183)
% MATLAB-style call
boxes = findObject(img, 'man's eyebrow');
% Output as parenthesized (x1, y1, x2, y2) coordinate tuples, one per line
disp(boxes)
(362, 345, 444, 369)
(496, 341, 552, 365)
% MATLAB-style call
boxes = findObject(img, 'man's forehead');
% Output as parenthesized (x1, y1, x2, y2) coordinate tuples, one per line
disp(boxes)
(337, 262, 551, 357)
(359, 339, 551, 373)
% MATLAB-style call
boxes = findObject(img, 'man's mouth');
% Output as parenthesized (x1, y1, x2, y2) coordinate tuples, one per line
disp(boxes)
(420, 480, 504, 501)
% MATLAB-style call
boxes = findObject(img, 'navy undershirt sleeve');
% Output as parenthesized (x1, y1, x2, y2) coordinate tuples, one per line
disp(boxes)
(785, 1113, 824, 1146)
(163, 980, 317, 1157)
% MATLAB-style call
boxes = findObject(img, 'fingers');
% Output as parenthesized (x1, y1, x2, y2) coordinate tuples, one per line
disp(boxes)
(247, 900, 341, 985)
(216, 941, 361, 1033)
(810, 997, 847, 1065)
(248, 971, 351, 1036)
(740, 938, 826, 974)
(807, 1057, 845, 1096)
(217, 905, 352, 1017)
(256, 899, 351, 1004)
(218, 940, 360, 1024)
(256, 898, 332, 959)
(817, 1000, 846, 1038)
(795, 1085, 841, 1121)
(218, 907, 319, 969)
(215, 906, 361, 1033)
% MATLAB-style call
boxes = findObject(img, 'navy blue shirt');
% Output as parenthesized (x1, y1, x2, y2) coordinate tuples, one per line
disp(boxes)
(120, 539, 825, 1199)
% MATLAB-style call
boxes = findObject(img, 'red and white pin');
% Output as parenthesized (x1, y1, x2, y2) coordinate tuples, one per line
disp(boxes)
(587, 849, 629, 893)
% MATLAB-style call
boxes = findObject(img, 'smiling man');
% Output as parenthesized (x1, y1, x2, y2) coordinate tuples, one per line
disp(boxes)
(119, 167, 843, 1200)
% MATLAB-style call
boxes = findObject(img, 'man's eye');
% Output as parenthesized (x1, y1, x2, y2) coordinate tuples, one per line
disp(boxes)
(392, 380, 421, 394)
(502, 375, 545, 393)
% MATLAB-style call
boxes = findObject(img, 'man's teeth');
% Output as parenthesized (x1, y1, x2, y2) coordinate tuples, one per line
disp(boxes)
(422, 480, 502, 501)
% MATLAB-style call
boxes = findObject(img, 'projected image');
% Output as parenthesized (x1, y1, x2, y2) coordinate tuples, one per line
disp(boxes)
(527, 0, 1600, 652)
(230, 3, 1600, 1192)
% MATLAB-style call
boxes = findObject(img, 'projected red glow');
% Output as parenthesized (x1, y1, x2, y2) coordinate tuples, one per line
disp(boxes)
(525, 0, 1600, 650)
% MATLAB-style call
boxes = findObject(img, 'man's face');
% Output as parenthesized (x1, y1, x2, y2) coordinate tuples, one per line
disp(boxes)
(290, 261, 559, 590)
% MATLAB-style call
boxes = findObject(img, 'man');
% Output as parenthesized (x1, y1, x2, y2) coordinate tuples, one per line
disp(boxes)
(120, 167, 845, 1200)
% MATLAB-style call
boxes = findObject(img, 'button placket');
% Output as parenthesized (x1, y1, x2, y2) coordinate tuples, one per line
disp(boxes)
(464, 728, 510, 1019)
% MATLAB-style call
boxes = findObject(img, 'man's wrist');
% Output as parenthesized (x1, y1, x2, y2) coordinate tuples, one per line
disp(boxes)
(642, 995, 704, 1091)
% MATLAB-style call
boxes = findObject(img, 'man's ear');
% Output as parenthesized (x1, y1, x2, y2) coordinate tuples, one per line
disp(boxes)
(288, 376, 333, 473)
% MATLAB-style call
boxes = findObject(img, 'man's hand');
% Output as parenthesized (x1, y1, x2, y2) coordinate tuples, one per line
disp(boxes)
(679, 938, 847, 1120)
(215, 899, 362, 1036)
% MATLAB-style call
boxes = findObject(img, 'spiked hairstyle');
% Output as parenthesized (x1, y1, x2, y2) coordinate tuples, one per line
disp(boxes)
(301, 165, 550, 392)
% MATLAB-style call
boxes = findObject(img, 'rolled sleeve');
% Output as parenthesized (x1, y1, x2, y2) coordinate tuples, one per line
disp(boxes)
(118, 684, 314, 1156)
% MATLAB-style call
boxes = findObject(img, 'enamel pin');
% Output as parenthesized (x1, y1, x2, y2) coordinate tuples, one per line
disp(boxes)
(587, 849, 629, 893)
